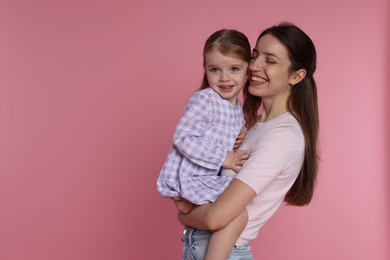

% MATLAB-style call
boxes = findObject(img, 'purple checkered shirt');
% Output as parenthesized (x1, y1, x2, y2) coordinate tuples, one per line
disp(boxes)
(157, 88, 244, 204)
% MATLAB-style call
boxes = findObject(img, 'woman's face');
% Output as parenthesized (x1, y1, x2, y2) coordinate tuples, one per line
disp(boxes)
(248, 34, 294, 101)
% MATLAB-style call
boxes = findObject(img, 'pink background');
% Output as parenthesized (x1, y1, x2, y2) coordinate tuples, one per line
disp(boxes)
(0, 0, 389, 259)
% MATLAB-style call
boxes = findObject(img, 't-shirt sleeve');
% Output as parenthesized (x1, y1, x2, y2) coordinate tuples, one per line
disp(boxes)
(235, 125, 304, 195)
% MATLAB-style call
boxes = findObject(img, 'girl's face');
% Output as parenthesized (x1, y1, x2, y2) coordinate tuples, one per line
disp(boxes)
(204, 49, 248, 105)
(248, 34, 296, 102)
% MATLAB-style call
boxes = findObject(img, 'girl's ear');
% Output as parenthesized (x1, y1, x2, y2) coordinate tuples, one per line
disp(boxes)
(290, 69, 306, 86)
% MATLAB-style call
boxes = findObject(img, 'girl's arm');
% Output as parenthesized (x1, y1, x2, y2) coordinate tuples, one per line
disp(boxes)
(173, 91, 223, 170)
(178, 179, 256, 231)
(174, 90, 247, 171)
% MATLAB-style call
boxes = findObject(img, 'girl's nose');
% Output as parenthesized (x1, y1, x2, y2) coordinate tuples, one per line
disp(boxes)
(219, 71, 229, 81)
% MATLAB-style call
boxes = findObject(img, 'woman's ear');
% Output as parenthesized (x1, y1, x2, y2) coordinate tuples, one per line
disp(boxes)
(290, 69, 307, 86)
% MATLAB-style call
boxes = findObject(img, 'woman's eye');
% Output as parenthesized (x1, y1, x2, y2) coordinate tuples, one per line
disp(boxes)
(266, 59, 276, 64)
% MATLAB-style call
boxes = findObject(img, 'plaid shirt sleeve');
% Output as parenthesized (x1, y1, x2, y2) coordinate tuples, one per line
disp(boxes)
(173, 91, 226, 170)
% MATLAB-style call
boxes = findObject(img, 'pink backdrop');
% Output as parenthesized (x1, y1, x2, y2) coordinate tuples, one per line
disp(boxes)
(0, 0, 389, 259)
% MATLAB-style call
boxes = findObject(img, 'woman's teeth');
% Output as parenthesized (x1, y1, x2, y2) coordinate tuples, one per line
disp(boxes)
(251, 76, 267, 83)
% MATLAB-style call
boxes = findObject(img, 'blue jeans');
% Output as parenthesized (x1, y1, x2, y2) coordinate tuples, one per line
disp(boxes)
(182, 227, 253, 260)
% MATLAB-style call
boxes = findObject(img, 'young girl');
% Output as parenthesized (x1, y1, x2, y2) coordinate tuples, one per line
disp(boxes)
(157, 29, 251, 259)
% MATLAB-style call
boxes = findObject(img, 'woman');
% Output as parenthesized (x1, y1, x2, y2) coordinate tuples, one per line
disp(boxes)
(175, 22, 319, 259)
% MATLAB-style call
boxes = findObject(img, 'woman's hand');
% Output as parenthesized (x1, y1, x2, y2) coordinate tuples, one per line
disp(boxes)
(172, 197, 195, 214)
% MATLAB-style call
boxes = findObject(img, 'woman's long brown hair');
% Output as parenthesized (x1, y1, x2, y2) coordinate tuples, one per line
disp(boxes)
(243, 23, 319, 206)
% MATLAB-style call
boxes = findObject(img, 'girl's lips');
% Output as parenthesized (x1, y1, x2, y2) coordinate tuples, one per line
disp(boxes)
(219, 85, 233, 89)
(218, 85, 234, 93)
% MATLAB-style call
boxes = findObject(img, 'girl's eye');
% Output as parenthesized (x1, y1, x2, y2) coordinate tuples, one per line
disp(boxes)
(231, 67, 240, 72)
(210, 68, 220, 72)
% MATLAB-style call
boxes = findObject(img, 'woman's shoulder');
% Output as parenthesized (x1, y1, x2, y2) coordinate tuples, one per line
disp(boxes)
(278, 113, 301, 128)
(271, 114, 303, 138)
(249, 113, 303, 146)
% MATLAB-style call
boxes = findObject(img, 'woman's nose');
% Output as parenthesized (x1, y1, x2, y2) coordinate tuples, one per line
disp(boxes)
(250, 59, 262, 71)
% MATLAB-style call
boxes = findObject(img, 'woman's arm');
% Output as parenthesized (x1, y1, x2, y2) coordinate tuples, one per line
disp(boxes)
(178, 179, 256, 231)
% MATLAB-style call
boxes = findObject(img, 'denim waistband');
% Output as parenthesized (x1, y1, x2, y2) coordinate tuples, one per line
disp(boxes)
(183, 226, 211, 239)
(182, 226, 253, 259)
(182, 227, 250, 247)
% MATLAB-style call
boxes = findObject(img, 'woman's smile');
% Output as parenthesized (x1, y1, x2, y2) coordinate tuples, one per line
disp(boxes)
(249, 75, 268, 88)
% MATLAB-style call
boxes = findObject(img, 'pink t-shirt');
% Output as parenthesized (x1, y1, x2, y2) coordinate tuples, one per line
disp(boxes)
(222, 112, 305, 246)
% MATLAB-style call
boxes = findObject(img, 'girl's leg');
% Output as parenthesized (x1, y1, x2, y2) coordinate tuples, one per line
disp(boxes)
(204, 209, 248, 260)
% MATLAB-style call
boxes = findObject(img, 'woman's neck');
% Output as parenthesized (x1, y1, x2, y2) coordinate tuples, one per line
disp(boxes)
(260, 99, 289, 123)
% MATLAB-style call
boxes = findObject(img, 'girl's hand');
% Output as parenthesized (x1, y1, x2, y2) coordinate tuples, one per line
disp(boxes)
(233, 127, 247, 151)
(172, 197, 195, 214)
(222, 150, 249, 173)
